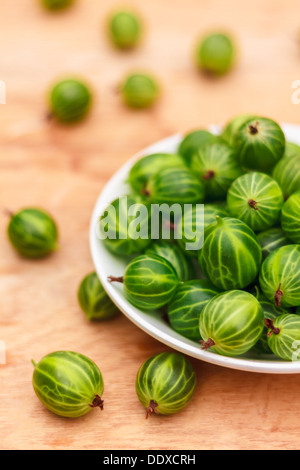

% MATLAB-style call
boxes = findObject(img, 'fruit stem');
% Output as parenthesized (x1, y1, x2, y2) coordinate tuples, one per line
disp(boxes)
(141, 184, 150, 197)
(215, 216, 224, 226)
(200, 338, 215, 350)
(89, 394, 104, 410)
(248, 122, 259, 135)
(146, 400, 159, 419)
(108, 276, 124, 283)
(201, 170, 215, 180)
(264, 318, 280, 337)
(248, 199, 258, 210)
(275, 283, 283, 307)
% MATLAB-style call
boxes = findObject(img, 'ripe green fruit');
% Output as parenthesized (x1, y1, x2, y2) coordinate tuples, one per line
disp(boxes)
(128, 153, 186, 193)
(178, 130, 219, 165)
(120, 73, 160, 109)
(175, 203, 228, 258)
(146, 167, 205, 205)
(135, 352, 196, 418)
(7, 208, 58, 259)
(199, 216, 262, 290)
(265, 314, 300, 361)
(195, 33, 235, 76)
(234, 117, 285, 172)
(191, 142, 243, 201)
(199, 290, 264, 356)
(145, 241, 195, 281)
(107, 10, 142, 49)
(227, 172, 284, 232)
(49, 78, 92, 123)
(109, 254, 180, 310)
(99, 194, 151, 257)
(281, 190, 300, 243)
(167, 279, 222, 341)
(257, 227, 290, 260)
(283, 141, 300, 159)
(259, 245, 300, 308)
(272, 153, 300, 199)
(32, 351, 104, 418)
(41, 0, 74, 10)
(78, 272, 119, 321)
(221, 114, 256, 147)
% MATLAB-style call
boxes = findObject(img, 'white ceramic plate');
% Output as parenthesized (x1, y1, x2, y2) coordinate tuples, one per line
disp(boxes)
(90, 123, 300, 374)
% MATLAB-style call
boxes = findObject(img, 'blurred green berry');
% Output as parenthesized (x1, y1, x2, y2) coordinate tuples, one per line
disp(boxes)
(120, 73, 160, 109)
(195, 33, 236, 76)
(49, 78, 92, 123)
(41, 0, 75, 11)
(78, 272, 119, 321)
(108, 10, 142, 49)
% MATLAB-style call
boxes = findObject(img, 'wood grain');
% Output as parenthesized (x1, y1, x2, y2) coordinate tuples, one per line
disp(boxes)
(1, 0, 300, 450)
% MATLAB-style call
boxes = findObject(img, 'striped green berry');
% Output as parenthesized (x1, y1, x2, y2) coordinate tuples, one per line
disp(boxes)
(221, 114, 256, 147)
(109, 254, 180, 310)
(135, 352, 196, 418)
(227, 172, 284, 232)
(49, 78, 92, 123)
(32, 351, 104, 418)
(272, 153, 300, 199)
(257, 227, 291, 260)
(191, 142, 243, 201)
(7, 208, 58, 259)
(145, 241, 195, 281)
(281, 190, 300, 243)
(199, 216, 262, 290)
(167, 279, 222, 341)
(199, 290, 264, 356)
(265, 314, 300, 361)
(178, 130, 219, 165)
(259, 245, 300, 308)
(78, 272, 119, 321)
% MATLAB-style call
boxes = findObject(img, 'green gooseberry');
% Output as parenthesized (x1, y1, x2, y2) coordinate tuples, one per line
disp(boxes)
(135, 352, 196, 418)
(281, 190, 300, 243)
(265, 314, 300, 361)
(195, 32, 236, 76)
(191, 141, 243, 201)
(108, 254, 180, 310)
(221, 114, 257, 147)
(107, 10, 142, 49)
(49, 78, 92, 123)
(40, 0, 74, 10)
(234, 117, 286, 172)
(256, 227, 291, 260)
(78, 272, 119, 321)
(178, 130, 220, 165)
(119, 73, 160, 109)
(199, 290, 264, 356)
(128, 153, 186, 193)
(272, 153, 300, 200)
(32, 351, 104, 418)
(283, 141, 300, 159)
(227, 172, 284, 232)
(7, 208, 58, 259)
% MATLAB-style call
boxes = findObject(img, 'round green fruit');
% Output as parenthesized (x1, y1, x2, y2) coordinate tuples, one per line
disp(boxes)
(227, 172, 284, 232)
(146, 166, 205, 205)
(109, 254, 180, 310)
(259, 245, 300, 308)
(78, 272, 119, 321)
(167, 279, 222, 341)
(32, 351, 104, 418)
(145, 241, 195, 281)
(178, 130, 219, 165)
(283, 141, 300, 159)
(257, 227, 291, 260)
(265, 314, 300, 361)
(120, 73, 160, 109)
(107, 10, 141, 49)
(128, 153, 186, 193)
(234, 117, 285, 172)
(41, 0, 74, 10)
(195, 33, 235, 76)
(7, 208, 58, 259)
(49, 78, 92, 123)
(281, 190, 300, 243)
(221, 114, 256, 147)
(99, 194, 151, 257)
(272, 153, 300, 199)
(191, 142, 243, 201)
(199, 290, 264, 356)
(199, 216, 262, 290)
(135, 352, 196, 418)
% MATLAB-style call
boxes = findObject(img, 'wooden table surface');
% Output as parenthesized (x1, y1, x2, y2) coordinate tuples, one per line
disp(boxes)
(1, 0, 300, 451)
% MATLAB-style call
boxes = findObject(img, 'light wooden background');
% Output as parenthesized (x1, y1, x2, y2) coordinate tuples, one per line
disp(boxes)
(1, 0, 300, 451)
